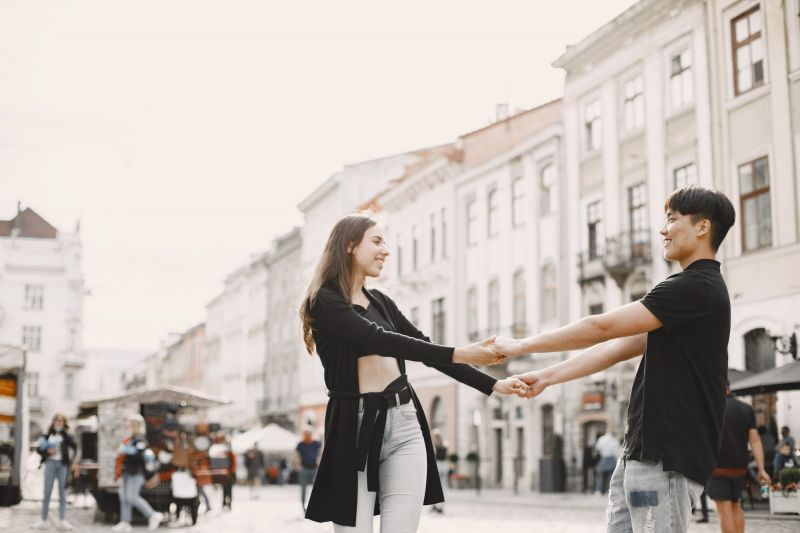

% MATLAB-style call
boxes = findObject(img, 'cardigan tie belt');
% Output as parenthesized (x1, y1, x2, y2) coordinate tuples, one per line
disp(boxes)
(327, 375, 411, 493)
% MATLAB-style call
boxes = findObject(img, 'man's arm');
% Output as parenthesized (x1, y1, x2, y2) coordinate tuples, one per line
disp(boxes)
(749, 428, 771, 485)
(495, 301, 661, 356)
(514, 334, 646, 398)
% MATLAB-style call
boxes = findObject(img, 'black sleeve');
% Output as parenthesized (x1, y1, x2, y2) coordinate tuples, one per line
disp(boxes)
(639, 272, 712, 331)
(67, 433, 77, 450)
(376, 290, 496, 396)
(747, 405, 757, 431)
(310, 287, 454, 366)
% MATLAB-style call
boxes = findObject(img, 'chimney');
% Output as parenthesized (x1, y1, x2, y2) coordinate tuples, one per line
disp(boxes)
(495, 103, 509, 122)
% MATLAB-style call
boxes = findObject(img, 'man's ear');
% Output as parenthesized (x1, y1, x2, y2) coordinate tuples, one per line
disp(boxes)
(696, 219, 711, 238)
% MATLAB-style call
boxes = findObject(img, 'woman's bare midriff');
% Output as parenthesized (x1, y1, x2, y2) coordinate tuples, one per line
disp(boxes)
(357, 355, 402, 393)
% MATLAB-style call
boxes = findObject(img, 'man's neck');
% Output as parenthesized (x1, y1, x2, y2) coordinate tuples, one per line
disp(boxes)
(679, 248, 716, 270)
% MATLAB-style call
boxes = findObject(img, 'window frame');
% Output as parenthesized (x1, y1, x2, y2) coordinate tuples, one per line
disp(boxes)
(731, 4, 766, 97)
(673, 162, 697, 190)
(738, 155, 773, 252)
(487, 187, 500, 238)
(584, 99, 602, 154)
(512, 270, 526, 338)
(587, 200, 603, 261)
(539, 163, 557, 216)
(622, 74, 645, 133)
(431, 297, 446, 344)
(669, 47, 694, 111)
(487, 279, 500, 333)
(466, 198, 478, 247)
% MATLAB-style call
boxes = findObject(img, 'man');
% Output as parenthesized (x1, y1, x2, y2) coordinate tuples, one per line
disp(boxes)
(295, 427, 321, 514)
(244, 443, 264, 499)
(707, 385, 769, 533)
(594, 431, 620, 495)
(494, 185, 736, 533)
(779, 426, 795, 453)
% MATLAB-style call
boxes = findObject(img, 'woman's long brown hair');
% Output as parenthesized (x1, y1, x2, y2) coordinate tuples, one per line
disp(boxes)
(300, 212, 377, 354)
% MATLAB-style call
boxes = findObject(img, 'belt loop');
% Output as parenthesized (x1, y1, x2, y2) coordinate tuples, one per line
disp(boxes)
(394, 392, 400, 407)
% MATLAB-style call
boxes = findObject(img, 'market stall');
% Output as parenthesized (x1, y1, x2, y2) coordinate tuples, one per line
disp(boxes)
(0, 344, 28, 506)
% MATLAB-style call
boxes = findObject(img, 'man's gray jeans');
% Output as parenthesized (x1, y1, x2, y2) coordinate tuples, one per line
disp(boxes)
(42, 459, 69, 521)
(333, 401, 427, 533)
(606, 459, 704, 533)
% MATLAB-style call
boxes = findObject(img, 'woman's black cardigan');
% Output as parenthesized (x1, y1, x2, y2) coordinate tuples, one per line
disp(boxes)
(304, 285, 497, 526)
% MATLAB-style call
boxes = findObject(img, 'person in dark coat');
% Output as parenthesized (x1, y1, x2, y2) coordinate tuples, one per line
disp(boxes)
(32, 413, 77, 531)
(299, 212, 526, 531)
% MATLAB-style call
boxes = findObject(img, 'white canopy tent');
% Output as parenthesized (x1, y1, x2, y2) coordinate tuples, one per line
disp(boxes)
(231, 423, 298, 454)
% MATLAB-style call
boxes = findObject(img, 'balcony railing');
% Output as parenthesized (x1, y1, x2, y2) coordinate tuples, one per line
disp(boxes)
(61, 351, 85, 368)
(602, 229, 651, 287)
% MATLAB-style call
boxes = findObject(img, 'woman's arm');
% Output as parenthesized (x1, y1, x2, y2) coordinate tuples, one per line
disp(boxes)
(312, 288, 500, 366)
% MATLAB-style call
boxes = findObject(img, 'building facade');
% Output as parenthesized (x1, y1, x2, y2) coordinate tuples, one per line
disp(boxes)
(0, 206, 86, 436)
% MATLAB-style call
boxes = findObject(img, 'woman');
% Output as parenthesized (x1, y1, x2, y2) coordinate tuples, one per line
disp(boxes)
(112, 414, 163, 532)
(300, 212, 525, 531)
(430, 430, 448, 515)
(32, 413, 77, 531)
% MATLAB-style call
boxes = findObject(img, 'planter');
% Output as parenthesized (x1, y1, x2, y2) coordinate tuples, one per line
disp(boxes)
(539, 458, 566, 493)
(769, 489, 800, 515)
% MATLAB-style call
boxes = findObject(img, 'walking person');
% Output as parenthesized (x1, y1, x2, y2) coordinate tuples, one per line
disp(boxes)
(593, 431, 619, 495)
(112, 414, 163, 532)
(32, 413, 77, 531)
(296, 427, 321, 514)
(492, 185, 737, 533)
(299, 212, 525, 531)
(244, 443, 264, 499)
(430, 430, 448, 514)
(707, 384, 769, 533)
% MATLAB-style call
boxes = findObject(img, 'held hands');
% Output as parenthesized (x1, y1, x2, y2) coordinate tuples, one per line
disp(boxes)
(492, 377, 529, 396)
(491, 336, 525, 357)
(454, 336, 506, 366)
(510, 371, 549, 399)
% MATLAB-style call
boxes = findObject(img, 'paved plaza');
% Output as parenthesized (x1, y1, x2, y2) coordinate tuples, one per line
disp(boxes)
(2, 483, 798, 533)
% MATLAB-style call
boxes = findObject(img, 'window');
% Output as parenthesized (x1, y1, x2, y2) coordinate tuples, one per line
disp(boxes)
(512, 271, 526, 338)
(623, 76, 645, 132)
(584, 100, 602, 152)
(487, 188, 499, 237)
(431, 298, 446, 344)
(511, 158, 525, 227)
(670, 48, 694, 110)
(487, 280, 500, 334)
(628, 183, 648, 258)
(732, 6, 765, 96)
(410, 307, 420, 328)
(541, 266, 557, 321)
(64, 372, 74, 400)
(430, 213, 436, 262)
(441, 208, 447, 257)
(396, 233, 403, 278)
(587, 201, 603, 260)
(541, 404, 554, 457)
(28, 372, 39, 398)
(466, 199, 478, 246)
(589, 303, 604, 315)
(467, 287, 478, 341)
(412, 225, 418, 271)
(540, 164, 557, 215)
(673, 163, 697, 190)
(739, 156, 772, 251)
(22, 326, 42, 352)
(24, 285, 44, 310)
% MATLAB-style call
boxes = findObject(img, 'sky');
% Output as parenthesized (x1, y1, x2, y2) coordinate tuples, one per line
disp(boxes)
(0, 0, 638, 351)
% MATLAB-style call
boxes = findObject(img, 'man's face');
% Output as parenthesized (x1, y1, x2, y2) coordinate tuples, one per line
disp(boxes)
(660, 209, 709, 262)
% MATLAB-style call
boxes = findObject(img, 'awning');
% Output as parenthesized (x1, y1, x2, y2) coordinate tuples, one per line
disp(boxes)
(232, 423, 298, 454)
(78, 385, 229, 411)
(730, 360, 800, 395)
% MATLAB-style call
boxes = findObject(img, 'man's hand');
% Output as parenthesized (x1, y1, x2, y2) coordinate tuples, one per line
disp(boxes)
(492, 377, 529, 396)
(512, 371, 550, 399)
(757, 469, 771, 487)
(454, 336, 506, 366)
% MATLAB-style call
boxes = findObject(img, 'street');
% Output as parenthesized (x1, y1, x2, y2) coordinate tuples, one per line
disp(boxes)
(2, 483, 798, 533)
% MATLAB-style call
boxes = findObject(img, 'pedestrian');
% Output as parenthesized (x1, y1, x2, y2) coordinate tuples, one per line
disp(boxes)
(593, 431, 619, 495)
(295, 427, 321, 514)
(208, 433, 236, 511)
(32, 413, 77, 531)
(244, 443, 264, 499)
(756, 426, 776, 475)
(430, 430, 448, 514)
(298, 212, 525, 531)
(773, 443, 796, 479)
(707, 384, 769, 533)
(112, 414, 164, 532)
(495, 185, 737, 533)
(778, 425, 795, 452)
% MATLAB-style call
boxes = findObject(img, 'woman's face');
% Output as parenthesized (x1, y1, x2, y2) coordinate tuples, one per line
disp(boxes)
(53, 416, 65, 430)
(350, 225, 389, 279)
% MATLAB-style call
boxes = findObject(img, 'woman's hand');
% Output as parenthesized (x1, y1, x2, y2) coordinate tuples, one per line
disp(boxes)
(492, 377, 529, 397)
(491, 336, 525, 357)
(512, 371, 549, 399)
(453, 336, 505, 366)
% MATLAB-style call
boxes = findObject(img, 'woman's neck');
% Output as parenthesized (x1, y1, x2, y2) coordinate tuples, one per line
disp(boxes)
(350, 272, 366, 301)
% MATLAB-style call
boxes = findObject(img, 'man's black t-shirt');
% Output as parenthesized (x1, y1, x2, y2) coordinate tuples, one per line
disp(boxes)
(623, 259, 730, 485)
(716, 395, 756, 469)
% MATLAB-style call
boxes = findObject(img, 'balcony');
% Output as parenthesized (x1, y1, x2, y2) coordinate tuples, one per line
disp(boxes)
(602, 230, 651, 288)
(61, 350, 85, 368)
(577, 250, 605, 285)
(28, 395, 46, 413)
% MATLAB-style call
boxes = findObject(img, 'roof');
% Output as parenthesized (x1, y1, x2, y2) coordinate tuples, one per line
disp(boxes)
(0, 206, 58, 239)
(79, 385, 229, 409)
(731, 360, 800, 395)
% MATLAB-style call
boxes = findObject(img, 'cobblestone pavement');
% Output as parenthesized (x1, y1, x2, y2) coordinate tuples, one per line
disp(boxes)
(2, 484, 798, 532)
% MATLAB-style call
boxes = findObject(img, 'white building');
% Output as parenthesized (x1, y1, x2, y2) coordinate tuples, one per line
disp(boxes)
(705, 0, 800, 434)
(204, 252, 269, 429)
(82, 348, 150, 400)
(262, 227, 302, 430)
(0, 205, 87, 436)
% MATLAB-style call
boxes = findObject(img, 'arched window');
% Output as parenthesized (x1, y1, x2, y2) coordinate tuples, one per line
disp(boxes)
(541, 404, 554, 457)
(430, 396, 446, 434)
(744, 328, 775, 372)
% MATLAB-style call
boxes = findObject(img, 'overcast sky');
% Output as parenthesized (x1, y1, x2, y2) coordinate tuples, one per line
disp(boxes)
(1, 0, 637, 351)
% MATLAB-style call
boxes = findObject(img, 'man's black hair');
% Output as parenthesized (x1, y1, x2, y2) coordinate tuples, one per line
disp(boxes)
(664, 185, 736, 251)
